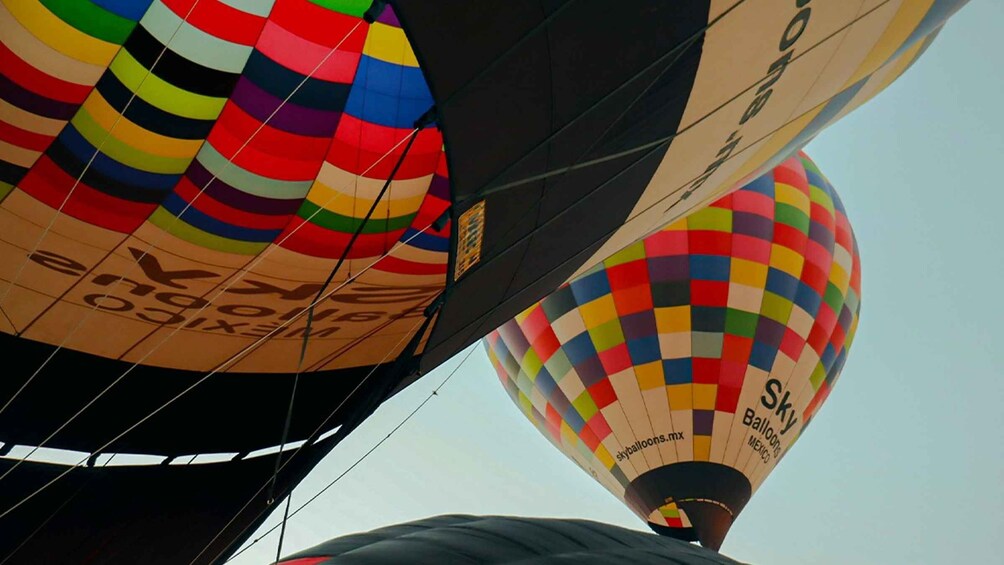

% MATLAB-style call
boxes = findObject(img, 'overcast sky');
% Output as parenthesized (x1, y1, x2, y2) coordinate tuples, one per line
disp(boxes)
(232, 3, 1002, 564)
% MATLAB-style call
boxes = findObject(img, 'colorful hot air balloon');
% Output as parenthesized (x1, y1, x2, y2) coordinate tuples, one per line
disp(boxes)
(485, 153, 860, 551)
(0, 0, 959, 562)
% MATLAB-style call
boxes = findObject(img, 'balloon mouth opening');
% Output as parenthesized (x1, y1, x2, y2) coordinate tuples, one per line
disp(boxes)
(648, 521, 699, 542)
(626, 462, 752, 551)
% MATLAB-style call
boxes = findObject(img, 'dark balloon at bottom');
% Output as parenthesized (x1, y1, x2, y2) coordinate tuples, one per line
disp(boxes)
(277, 515, 748, 564)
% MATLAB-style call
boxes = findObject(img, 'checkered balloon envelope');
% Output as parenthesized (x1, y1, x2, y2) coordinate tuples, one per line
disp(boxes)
(484, 152, 860, 551)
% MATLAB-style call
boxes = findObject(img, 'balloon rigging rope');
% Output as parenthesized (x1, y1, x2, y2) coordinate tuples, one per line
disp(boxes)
(0, 220, 436, 521)
(264, 126, 422, 552)
(0, 293, 430, 565)
(0, 17, 369, 418)
(273, 494, 294, 565)
(222, 345, 477, 565)
(187, 309, 434, 565)
(0, 482, 89, 565)
(0, 0, 209, 329)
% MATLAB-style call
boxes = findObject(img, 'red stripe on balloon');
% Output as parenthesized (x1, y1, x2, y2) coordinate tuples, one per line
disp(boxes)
(0, 41, 91, 103)
(161, 0, 266, 46)
(372, 255, 447, 276)
(173, 176, 292, 230)
(19, 157, 152, 232)
(0, 121, 51, 151)
(269, 0, 368, 50)
(279, 216, 407, 258)
(208, 103, 332, 180)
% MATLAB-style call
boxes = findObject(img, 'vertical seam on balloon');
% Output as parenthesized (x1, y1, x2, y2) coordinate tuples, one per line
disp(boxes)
(649, 234, 683, 465)
(746, 160, 821, 481)
(385, 34, 407, 256)
(490, 0, 557, 318)
(723, 173, 772, 473)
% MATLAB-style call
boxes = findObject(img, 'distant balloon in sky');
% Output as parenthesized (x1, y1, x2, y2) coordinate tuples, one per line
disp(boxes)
(485, 152, 861, 551)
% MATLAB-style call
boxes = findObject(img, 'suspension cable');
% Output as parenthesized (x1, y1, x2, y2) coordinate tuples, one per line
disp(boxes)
(186, 310, 433, 565)
(264, 127, 422, 511)
(222, 345, 477, 565)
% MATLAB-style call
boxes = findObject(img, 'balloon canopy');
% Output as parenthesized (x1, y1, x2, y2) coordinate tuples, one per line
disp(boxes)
(0, 0, 962, 562)
(485, 152, 860, 550)
(277, 515, 748, 565)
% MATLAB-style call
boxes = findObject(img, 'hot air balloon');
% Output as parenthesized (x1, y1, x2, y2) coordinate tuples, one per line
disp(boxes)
(276, 515, 748, 565)
(485, 152, 860, 551)
(0, 0, 958, 562)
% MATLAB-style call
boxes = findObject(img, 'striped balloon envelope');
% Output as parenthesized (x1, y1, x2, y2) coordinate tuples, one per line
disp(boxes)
(484, 152, 861, 551)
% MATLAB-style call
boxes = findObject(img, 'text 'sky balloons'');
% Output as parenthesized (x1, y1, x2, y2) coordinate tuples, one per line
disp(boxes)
(0, 0, 960, 562)
(485, 153, 860, 550)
